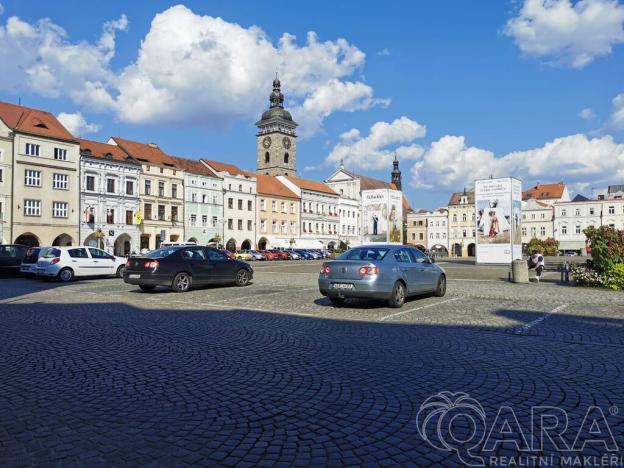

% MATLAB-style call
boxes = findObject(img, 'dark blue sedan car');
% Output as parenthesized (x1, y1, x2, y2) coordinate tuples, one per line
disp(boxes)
(319, 244, 446, 308)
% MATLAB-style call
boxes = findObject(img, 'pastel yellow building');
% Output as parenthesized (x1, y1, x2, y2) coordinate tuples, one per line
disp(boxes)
(256, 174, 300, 249)
(0, 101, 80, 247)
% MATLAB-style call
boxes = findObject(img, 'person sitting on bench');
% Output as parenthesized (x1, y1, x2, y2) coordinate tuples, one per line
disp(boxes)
(528, 249, 545, 283)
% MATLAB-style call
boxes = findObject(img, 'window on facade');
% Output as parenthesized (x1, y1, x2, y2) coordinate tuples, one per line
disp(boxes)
(260, 199, 266, 211)
(171, 206, 178, 222)
(0, 168, 2, 183)
(212, 216, 217, 227)
(202, 194, 207, 204)
(531, 227, 536, 236)
(561, 209, 567, 216)
(106, 209, 115, 224)
(126, 181, 134, 195)
(281, 222, 287, 233)
(247, 220, 252, 231)
(25, 143, 40, 156)
(575, 208, 581, 216)
(561, 225, 567, 235)
(462, 214, 467, 222)
(540, 226, 546, 236)
(589, 207, 594, 215)
(159, 181, 165, 197)
(238, 199, 243, 210)
(272, 201, 277, 212)
(201, 215, 207, 227)
(52, 202, 68, 218)
(575, 225, 581, 234)
(608, 206, 615, 214)
(25, 170, 41, 186)
(522, 227, 527, 236)
(453, 214, 457, 222)
(248, 200, 252, 211)
(212, 196, 217, 204)
(284, 153, 289, 164)
(172, 184, 178, 199)
(145, 180, 151, 195)
(190, 214, 197, 226)
(228, 219, 233, 230)
(125, 210, 133, 225)
(238, 219, 243, 230)
(86, 175, 95, 191)
(106, 178, 115, 193)
(272, 221, 277, 233)
(144, 204, 152, 220)
(260, 220, 266, 233)
(228, 198, 233, 209)
(52, 173, 68, 190)
(54, 148, 67, 161)
(191, 193, 197, 202)
(238, 184, 242, 192)
(462, 229, 467, 237)
(265, 152, 269, 163)
(24, 199, 41, 216)
(158, 205, 165, 221)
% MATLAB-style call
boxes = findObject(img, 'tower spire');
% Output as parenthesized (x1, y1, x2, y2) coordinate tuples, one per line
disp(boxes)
(270, 74, 284, 109)
(391, 152, 402, 191)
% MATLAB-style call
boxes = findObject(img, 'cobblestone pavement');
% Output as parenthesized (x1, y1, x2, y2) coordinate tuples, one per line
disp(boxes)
(1, 260, 623, 466)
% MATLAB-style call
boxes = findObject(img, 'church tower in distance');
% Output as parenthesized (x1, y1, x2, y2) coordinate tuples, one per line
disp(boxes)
(391, 153, 402, 190)
(256, 76, 298, 176)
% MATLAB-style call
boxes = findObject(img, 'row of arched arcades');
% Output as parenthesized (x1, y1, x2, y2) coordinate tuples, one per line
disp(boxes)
(14, 232, 74, 248)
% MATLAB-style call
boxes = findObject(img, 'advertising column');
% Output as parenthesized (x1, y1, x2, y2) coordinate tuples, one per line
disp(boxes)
(475, 177, 522, 264)
(388, 189, 403, 243)
(362, 189, 389, 243)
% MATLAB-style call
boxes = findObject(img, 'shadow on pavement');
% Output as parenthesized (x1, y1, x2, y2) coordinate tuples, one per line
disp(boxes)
(0, 300, 622, 466)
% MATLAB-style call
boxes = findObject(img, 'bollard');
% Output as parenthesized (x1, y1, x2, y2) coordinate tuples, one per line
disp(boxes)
(511, 259, 529, 283)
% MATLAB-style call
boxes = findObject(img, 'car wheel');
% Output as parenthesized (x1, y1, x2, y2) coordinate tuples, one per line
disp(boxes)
(116, 265, 126, 278)
(58, 268, 74, 283)
(329, 297, 345, 307)
(388, 281, 406, 308)
(172, 272, 192, 292)
(139, 285, 156, 292)
(434, 275, 446, 297)
(235, 269, 250, 287)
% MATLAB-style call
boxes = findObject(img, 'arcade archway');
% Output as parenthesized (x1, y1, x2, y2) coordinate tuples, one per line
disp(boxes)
(15, 233, 40, 247)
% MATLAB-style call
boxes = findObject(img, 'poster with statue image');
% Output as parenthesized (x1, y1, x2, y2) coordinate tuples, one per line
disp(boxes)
(362, 189, 403, 244)
(475, 177, 522, 263)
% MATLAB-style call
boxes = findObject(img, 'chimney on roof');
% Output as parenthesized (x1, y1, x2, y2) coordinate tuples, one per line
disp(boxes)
(148, 143, 159, 148)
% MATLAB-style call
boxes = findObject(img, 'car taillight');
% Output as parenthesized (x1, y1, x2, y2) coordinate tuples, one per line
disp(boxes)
(51, 257, 60, 265)
(144, 260, 159, 269)
(321, 265, 331, 274)
(358, 265, 379, 276)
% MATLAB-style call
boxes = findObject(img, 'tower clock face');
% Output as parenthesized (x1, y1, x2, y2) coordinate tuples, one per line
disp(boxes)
(262, 136, 272, 149)
(282, 137, 291, 149)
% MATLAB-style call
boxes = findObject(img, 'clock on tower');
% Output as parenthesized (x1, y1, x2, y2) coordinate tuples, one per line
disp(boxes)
(255, 76, 298, 176)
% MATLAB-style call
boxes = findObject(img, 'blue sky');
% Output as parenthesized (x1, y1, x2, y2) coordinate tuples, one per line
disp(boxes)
(1, 0, 623, 208)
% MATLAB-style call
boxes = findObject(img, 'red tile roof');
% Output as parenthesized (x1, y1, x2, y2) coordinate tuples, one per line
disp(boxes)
(522, 182, 566, 201)
(171, 157, 218, 178)
(256, 174, 299, 199)
(110, 137, 178, 167)
(0, 100, 75, 141)
(448, 189, 475, 206)
(284, 175, 338, 196)
(201, 159, 256, 178)
(78, 138, 136, 163)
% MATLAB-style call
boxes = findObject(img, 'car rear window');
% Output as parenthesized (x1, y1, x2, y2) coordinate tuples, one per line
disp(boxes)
(43, 248, 61, 258)
(0, 245, 17, 257)
(338, 248, 390, 261)
(145, 247, 180, 258)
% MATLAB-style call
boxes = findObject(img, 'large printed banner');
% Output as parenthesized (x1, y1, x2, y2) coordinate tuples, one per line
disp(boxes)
(362, 189, 403, 244)
(475, 177, 522, 264)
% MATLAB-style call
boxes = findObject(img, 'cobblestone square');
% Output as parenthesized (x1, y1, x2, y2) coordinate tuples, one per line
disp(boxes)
(1, 260, 623, 466)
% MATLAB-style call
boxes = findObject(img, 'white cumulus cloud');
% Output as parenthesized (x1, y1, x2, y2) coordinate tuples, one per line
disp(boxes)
(57, 112, 101, 136)
(326, 116, 426, 170)
(611, 93, 624, 129)
(410, 133, 624, 191)
(0, 5, 386, 137)
(504, 0, 624, 68)
(579, 108, 596, 120)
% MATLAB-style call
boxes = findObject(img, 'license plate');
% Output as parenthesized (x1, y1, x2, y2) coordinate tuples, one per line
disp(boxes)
(129, 274, 140, 279)
(331, 283, 354, 290)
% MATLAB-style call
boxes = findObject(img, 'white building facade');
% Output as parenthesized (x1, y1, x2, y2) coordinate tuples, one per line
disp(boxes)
(202, 160, 257, 251)
(79, 139, 141, 256)
(278, 175, 339, 249)
(521, 199, 554, 246)
(427, 209, 449, 254)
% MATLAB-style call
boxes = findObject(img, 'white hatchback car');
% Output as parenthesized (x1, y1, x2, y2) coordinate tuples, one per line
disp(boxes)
(36, 246, 128, 282)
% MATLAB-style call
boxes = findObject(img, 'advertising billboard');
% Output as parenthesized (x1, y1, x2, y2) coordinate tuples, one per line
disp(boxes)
(475, 177, 522, 264)
(362, 189, 403, 244)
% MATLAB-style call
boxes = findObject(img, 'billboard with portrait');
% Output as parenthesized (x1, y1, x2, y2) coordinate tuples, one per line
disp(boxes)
(475, 177, 522, 263)
(362, 189, 403, 244)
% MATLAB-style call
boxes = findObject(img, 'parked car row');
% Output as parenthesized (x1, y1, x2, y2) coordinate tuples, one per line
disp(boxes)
(231, 248, 331, 261)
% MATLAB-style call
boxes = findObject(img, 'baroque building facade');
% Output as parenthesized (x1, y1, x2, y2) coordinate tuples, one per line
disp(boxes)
(78, 139, 141, 256)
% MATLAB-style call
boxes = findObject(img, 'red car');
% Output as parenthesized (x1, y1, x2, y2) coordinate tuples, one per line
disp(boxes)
(260, 250, 279, 261)
(269, 249, 289, 260)
(219, 249, 236, 259)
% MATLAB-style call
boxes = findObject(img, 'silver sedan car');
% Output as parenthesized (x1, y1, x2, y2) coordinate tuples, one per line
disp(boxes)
(318, 244, 446, 308)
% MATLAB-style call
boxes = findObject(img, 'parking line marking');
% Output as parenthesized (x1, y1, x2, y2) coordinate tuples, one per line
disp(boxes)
(379, 297, 460, 321)
(512, 304, 567, 335)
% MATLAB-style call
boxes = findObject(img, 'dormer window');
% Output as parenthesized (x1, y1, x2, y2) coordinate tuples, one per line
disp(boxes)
(33, 119, 48, 129)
